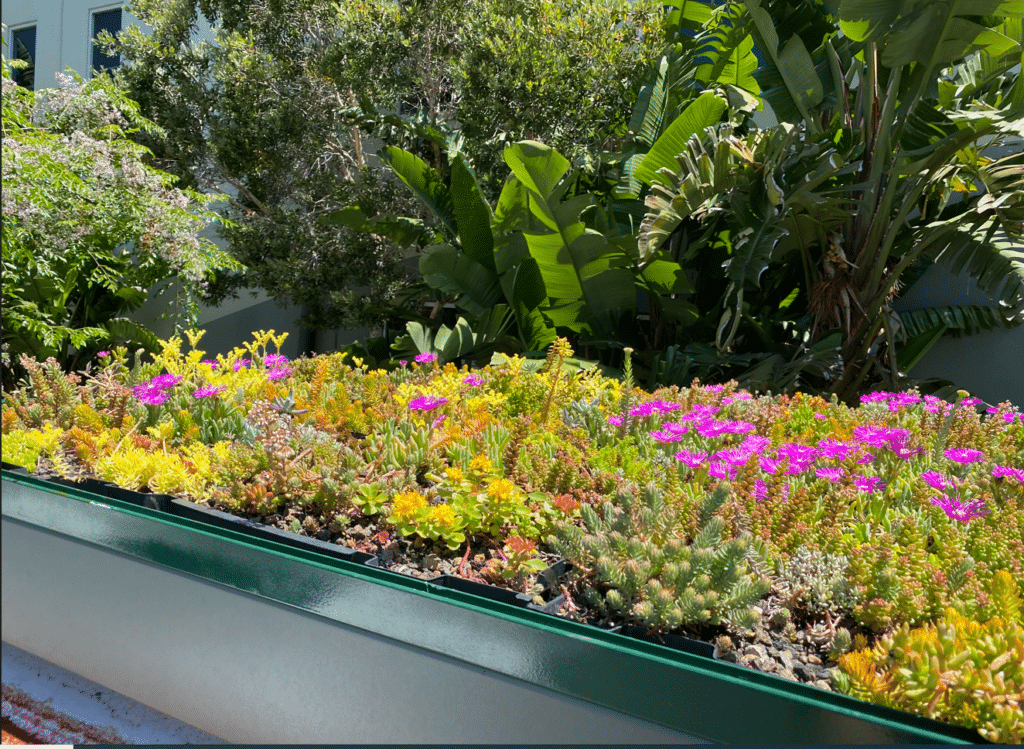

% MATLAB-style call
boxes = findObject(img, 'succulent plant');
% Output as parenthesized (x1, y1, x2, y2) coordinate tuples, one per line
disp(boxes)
(551, 482, 770, 632)
(833, 571, 1024, 744)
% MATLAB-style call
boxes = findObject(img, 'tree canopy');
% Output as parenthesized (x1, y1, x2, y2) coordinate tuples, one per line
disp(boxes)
(108, 0, 663, 333)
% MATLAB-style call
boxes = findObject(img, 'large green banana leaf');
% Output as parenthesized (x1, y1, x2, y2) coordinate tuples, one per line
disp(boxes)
(503, 142, 638, 337)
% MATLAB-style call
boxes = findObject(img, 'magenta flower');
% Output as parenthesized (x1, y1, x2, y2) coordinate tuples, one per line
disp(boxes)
(399, 360, 408, 367)
(960, 397, 983, 408)
(267, 367, 292, 381)
(137, 390, 169, 406)
(813, 413, 827, 420)
(945, 448, 985, 464)
(431, 414, 447, 429)
(708, 462, 736, 481)
(96, 351, 110, 358)
(629, 400, 682, 417)
(929, 493, 990, 523)
(890, 437, 925, 460)
(713, 447, 752, 468)
(193, 385, 226, 398)
(264, 354, 289, 367)
(753, 479, 769, 503)
(815, 467, 846, 482)
(695, 419, 732, 438)
(722, 392, 751, 405)
(778, 443, 817, 474)
(415, 352, 438, 364)
(1004, 412, 1023, 425)
(739, 434, 770, 455)
(705, 384, 725, 394)
(854, 475, 886, 493)
(857, 452, 876, 464)
(853, 425, 897, 449)
(887, 392, 922, 412)
(463, 374, 484, 386)
(607, 415, 624, 427)
(409, 395, 447, 411)
(992, 466, 1024, 484)
(817, 439, 855, 461)
(920, 471, 949, 492)
(923, 395, 948, 414)
(202, 359, 220, 370)
(150, 373, 183, 389)
(675, 449, 709, 469)
(759, 456, 782, 474)
(861, 391, 894, 404)
(233, 359, 251, 371)
(687, 404, 720, 420)
(650, 429, 686, 444)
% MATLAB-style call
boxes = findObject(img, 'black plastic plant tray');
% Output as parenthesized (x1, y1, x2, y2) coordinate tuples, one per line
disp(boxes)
(169, 497, 377, 566)
(419, 573, 566, 614)
(609, 624, 717, 659)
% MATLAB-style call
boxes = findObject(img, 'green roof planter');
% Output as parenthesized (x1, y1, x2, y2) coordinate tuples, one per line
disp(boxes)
(2, 468, 987, 744)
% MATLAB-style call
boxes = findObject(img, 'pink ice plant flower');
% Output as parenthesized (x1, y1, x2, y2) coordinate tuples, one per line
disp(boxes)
(607, 415, 624, 427)
(759, 456, 782, 474)
(675, 449, 708, 469)
(708, 462, 736, 481)
(267, 367, 293, 381)
(890, 436, 925, 460)
(431, 414, 448, 429)
(202, 359, 219, 370)
(96, 351, 110, 358)
(815, 467, 846, 482)
(861, 391, 894, 404)
(777, 443, 818, 474)
(992, 466, 1024, 484)
(462, 374, 485, 386)
(193, 384, 226, 398)
(945, 448, 986, 464)
(409, 395, 447, 411)
(816, 438, 856, 461)
(232, 359, 251, 371)
(1004, 412, 1023, 425)
(929, 493, 991, 523)
(739, 434, 770, 455)
(629, 400, 682, 418)
(415, 352, 438, 364)
(920, 471, 950, 492)
(712, 447, 752, 467)
(133, 373, 183, 405)
(854, 475, 886, 493)
(650, 428, 687, 444)
(264, 354, 289, 367)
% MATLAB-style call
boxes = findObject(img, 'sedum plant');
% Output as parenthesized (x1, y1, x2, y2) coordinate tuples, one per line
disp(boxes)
(833, 571, 1023, 744)
(551, 482, 770, 632)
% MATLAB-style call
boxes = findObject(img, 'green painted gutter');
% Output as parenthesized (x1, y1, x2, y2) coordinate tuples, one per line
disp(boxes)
(1, 469, 984, 744)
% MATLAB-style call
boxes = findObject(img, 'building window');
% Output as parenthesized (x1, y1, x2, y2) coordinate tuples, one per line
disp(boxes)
(11, 26, 36, 90)
(91, 8, 122, 74)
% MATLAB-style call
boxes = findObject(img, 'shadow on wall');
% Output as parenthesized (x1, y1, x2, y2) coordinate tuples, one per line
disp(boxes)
(892, 263, 1024, 406)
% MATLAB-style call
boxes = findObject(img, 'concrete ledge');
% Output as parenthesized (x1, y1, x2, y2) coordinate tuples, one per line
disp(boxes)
(2, 642, 225, 745)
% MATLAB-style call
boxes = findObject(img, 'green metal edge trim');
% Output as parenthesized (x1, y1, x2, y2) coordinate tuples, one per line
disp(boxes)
(0, 469, 984, 744)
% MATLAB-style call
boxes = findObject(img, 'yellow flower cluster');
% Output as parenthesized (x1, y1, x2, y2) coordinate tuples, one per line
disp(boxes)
(392, 491, 428, 520)
(427, 504, 457, 527)
(487, 477, 516, 501)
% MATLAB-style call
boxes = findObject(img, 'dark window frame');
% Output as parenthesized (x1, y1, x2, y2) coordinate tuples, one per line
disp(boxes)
(91, 7, 122, 75)
(11, 25, 36, 90)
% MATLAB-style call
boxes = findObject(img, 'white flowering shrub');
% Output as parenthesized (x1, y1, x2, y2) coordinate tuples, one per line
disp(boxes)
(1, 50, 242, 387)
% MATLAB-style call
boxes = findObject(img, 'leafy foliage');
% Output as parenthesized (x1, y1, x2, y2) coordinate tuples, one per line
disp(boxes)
(1, 54, 240, 388)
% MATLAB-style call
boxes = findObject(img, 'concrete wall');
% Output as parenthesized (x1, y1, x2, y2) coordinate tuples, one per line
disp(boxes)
(892, 264, 1024, 407)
